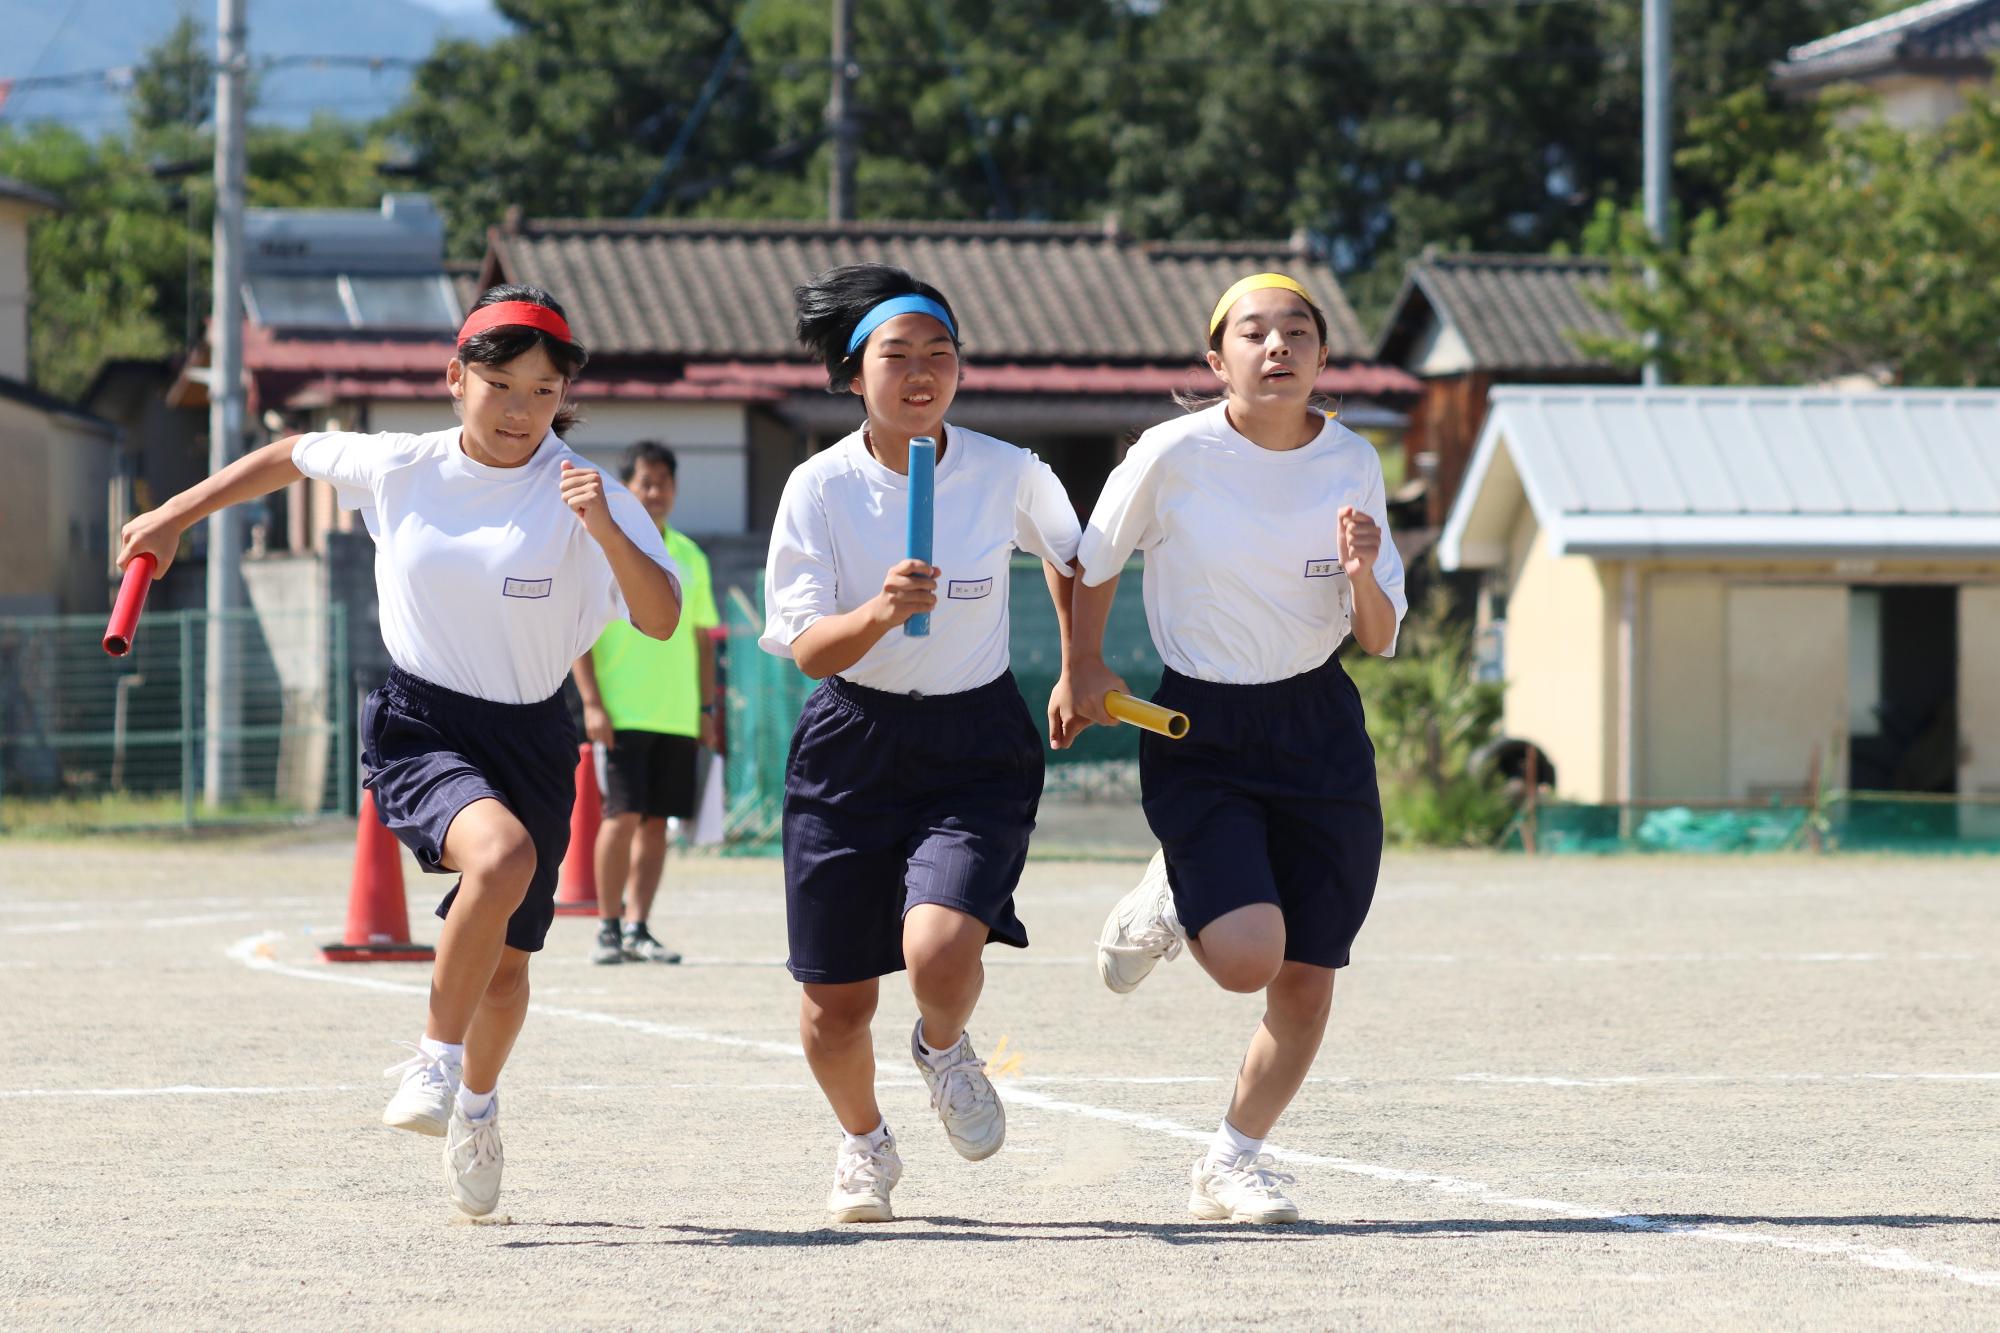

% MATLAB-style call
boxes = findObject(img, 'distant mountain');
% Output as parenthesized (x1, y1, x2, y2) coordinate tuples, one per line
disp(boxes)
(0, 0, 507, 133)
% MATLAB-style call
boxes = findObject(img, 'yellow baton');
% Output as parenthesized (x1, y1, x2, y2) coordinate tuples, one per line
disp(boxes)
(1104, 691, 1190, 740)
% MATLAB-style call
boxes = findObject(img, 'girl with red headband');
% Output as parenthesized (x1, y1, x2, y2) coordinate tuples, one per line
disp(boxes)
(1052, 272, 1406, 1224)
(115, 283, 682, 1218)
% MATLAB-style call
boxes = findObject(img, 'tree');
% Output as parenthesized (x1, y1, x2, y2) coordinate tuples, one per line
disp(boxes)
(1584, 78, 2000, 386)
(1, 25, 399, 401)
(388, 0, 773, 253)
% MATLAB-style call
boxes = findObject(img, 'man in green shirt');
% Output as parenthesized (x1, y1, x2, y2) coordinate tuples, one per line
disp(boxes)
(572, 441, 721, 964)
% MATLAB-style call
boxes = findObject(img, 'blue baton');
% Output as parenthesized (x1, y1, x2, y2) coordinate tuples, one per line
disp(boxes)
(904, 436, 936, 637)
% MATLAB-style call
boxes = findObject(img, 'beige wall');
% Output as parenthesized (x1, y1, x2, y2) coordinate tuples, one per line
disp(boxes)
(1724, 585, 1847, 798)
(361, 398, 752, 534)
(1501, 518, 1616, 800)
(1962, 585, 2000, 798)
(1828, 74, 1981, 132)
(1642, 575, 1727, 800)
(0, 398, 118, 614)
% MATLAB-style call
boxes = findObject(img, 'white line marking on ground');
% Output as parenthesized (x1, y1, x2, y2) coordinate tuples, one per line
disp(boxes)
(0, 1084, 362, 1099)
(6, 910, 296, 936)
(994, 1087, 2000, 1291)
(1458, 1072, 2000, 1087)
(224, 930, 2000, 1293)
(1367, 952, 1992, 964)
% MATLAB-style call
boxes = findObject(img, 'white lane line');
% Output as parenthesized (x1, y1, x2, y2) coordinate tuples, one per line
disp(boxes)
(995, 1086, 2000, 1291)
(0, 896, 324, 915)
(1367, 952, 1992, 965)
(225, 930, 2000, 1293)
(7, 910, 284, 936)
(1460, 1072, 2000, 1087)
(0, 1084, 363, 1099)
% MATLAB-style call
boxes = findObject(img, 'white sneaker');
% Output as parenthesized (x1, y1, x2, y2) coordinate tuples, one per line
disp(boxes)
(827, 1130, 903, 1223)
(444, 1098, 504, 1217)
(911, 1021, 1006, 1161)
(1188, 1151, 1300, 1224)
(381, 1042, 461, 1137)
(1096, 850, 1186, 994)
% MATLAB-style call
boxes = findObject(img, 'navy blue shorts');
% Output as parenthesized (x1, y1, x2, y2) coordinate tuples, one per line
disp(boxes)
(782, 671, 1042, 985)
(361, 668, 578, 954)
(1139, 655, 1382, 970)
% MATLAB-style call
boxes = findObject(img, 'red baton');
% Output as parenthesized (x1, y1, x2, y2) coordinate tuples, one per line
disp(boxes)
(103, 553, 158, 657)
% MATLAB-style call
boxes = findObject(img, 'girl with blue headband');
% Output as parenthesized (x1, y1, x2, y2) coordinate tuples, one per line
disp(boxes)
(760, 263, 1082, 1223)
(1052, 273, 1407, 1224)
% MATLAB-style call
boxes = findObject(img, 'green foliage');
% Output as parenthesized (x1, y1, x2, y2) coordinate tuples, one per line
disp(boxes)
(1347, 591, 1511, 848)
(387, 0, 765, 253)
(1584, 75, 2000, 386)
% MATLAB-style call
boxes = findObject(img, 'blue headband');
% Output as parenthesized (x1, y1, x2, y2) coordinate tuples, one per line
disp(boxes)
(844, 294, 958, 356)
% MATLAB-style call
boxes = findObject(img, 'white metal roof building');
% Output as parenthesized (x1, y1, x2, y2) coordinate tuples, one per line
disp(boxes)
(1440, 387, 2000, 807)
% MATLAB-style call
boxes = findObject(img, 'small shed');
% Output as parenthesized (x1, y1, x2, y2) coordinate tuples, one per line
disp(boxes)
(1440, 387, 2000, 805)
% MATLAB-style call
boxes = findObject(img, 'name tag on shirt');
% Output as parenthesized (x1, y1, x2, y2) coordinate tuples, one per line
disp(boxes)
(502, 577, 552, 599)
(1303, 559, 1339, 579)
(947, 577, 994, 600)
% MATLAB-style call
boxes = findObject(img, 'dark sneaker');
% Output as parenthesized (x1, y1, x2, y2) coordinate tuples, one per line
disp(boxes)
(591, 921, 624, 965)
(622, 923, 682, 964)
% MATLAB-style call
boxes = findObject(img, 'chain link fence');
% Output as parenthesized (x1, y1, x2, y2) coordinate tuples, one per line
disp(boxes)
(0, 606, 350, 833)
(719, 558, 1160, 855)
(1505, 792, 2000, 855)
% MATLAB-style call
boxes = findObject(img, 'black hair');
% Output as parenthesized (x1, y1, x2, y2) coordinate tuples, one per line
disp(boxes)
(457, 283, 589, 435)
(1175, 285, 1335, 416)
(793, 264, 961, 393)
(621, 440, 677, 483)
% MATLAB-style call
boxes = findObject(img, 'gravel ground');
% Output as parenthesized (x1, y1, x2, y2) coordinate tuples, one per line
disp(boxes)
(3, 833, 1997, 1330)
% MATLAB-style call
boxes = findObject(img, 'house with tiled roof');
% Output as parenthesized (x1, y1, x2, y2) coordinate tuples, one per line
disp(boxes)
(471, 214, 1413, 534)
(1772, 0, 2000, 129)
(1374, 251, 1635, 528)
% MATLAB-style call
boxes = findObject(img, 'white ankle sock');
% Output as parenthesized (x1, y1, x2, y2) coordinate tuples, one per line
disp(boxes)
(418, 1035, 462, 1065)
(916, 1025, 962, 1066)
(1208, 1117, 1263, 1164)
(456, 1084, 496, 1121)
(842, 1120, 891, 1154)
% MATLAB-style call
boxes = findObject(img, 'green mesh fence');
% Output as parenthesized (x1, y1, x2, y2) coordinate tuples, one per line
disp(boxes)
(1504, 792, 2000, 855)
(0, 605, 351, 833)
(720, 558, 1157, 855)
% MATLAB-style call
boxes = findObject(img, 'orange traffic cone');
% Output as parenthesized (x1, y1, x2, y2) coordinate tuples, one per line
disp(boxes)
(554, 743, 601, 916)
(322, 789, 436, 962)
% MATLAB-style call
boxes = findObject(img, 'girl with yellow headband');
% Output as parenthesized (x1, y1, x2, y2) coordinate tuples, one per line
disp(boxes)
(1051, 272, 1407, 1224)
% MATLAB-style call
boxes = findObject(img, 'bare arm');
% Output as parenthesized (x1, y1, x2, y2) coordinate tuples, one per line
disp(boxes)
(1049, 572, 1130, 749)
(1338, 505, 1398, 655)
(117, 437, 304, 576)
(559, 463, 682, 641)
(790, 558, 936, 680)
(697, 631, 719, 749)
(573, 650, 615, 748)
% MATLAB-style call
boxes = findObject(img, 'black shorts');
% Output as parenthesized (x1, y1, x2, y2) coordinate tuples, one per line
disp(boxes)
(1139, 655, 1383, 970)
(781, 671, 1042, 985)
(597, 730, 700, 820)
(361, 668, 578, 954)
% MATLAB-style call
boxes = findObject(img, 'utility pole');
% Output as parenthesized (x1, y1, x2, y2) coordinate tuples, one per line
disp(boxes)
(827, 0, 858, 221)
(1642, 0, 1671, 388)
(205, 0, 248, 806)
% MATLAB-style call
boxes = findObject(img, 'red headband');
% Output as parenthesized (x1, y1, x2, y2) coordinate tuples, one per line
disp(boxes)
(456, 301, 575, 348)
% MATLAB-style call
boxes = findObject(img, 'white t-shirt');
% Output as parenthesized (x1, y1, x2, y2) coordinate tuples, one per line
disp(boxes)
(293, 427, 680, 704)
(760, 425, 1081, 696)
(1077, 403, 1408, 683)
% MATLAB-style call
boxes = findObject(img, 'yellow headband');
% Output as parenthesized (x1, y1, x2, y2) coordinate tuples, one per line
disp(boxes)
(1208, 273, 1317, 337)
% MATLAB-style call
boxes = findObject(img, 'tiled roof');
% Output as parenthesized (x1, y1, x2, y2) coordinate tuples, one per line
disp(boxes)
(0, 175, 63, 212)
(481, 218, 1376, 362)
(1773, 0, 2000, 90)
(1375, 252, 1634, 376)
